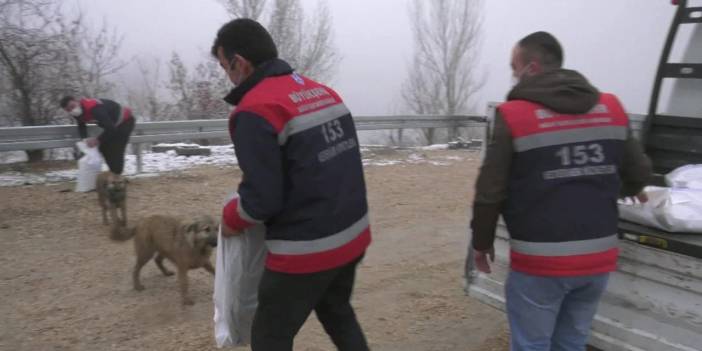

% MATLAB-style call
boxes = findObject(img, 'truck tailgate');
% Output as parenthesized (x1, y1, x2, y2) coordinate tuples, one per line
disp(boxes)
(619, 220, 702, 259)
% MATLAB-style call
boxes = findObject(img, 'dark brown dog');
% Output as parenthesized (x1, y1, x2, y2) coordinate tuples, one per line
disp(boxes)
(96, 171, 127, 225)
(111, 214, 218, 305)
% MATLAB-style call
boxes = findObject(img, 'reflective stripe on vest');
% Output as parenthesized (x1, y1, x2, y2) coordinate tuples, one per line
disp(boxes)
(513, 125, 627, 152)
(266, 213, 369, 255)
(277, 103, 350, 145)
(511, 234, 618, 256)
(265, 219, 371, 274)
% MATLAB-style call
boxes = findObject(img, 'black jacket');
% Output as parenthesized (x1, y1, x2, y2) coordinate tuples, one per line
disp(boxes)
(74, 98, 132, 143)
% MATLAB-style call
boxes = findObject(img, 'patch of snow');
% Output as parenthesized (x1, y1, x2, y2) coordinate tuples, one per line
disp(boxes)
(1, 148, 77, 165)
(419, 144, 449, 151)
(46, 148, 74, 161)
(361, 144, 394, 148)
(407, 153, 425, 162)
(441, 156, 464, 161)
(0, 145, 466, 187)
(121, 145, 237, 175)
(129, 172, 160, 179)
(0, 145, 238, 187)
(363, 160, 402, 167)
(45, 169, 82, 182)
(0, 151, 28, 164)
(152, 142, 202, 147)
(0, 172, 45, 186)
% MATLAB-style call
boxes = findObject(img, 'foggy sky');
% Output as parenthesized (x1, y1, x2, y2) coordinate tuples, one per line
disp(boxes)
(75, 0, 679, 116)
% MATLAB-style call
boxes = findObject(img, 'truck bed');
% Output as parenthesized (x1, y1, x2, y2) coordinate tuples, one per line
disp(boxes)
(466, 221, 702, 351)
(619, 220, 702, 259)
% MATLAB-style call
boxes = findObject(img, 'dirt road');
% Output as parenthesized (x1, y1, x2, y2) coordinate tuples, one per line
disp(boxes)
(0, 149, 508, 351)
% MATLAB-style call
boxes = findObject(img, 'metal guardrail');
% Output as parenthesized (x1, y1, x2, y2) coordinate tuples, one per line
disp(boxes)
(0, 115, 487, 153)
(354, 115, 486, 130)
(0, 115, 487, 172)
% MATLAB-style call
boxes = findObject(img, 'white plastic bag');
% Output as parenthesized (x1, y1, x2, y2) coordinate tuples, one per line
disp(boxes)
(618, 186, 702, 233)
(213, 217, 266, 347)
(75, 141, 103, 192)
(665, 164, 702, 190)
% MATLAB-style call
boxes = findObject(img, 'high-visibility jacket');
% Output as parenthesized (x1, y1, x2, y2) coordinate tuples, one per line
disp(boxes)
(498, 93, 629, 276)
(222, 59, 370, 274)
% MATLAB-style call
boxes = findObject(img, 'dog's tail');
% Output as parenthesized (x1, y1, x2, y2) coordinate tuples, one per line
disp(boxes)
(110, 223, 136, 242)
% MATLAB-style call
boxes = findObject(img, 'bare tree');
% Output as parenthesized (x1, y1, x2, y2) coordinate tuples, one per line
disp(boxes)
(267, 0, 303, 65)
(268, 0, 337, 82)
(191, 60, 232, 119)
(0, 0, 76, 160)
(166, 52, 231, 121)
(401, 0, 484, 144)
(0, 74, 12, 127)
(218, 0, 339, 82)
(0, 0, 126, 161)
(166, 52, 194, 119)
(217, 0, 266, 20)
(125, 57, 170, 121)
(68, 19, 126, 96)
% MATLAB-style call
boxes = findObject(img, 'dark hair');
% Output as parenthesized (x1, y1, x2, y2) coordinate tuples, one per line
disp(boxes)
(59, 96, 75, 108)
(210, 18, 278, 66)
(517, 31, 563, 69)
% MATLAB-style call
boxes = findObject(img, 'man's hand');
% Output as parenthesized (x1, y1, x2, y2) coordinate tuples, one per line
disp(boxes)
(635, 191, 648, 203)
(624, 191, 648, 204)
(474, 247, 495, 274)
(86, 137, 99, 148)
(72, 147, 84, 160)
(220, 221, 241, 237)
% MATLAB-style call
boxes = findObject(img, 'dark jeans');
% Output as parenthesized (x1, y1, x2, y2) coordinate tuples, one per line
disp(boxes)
(251, 255, 369, 351)
(98, 118, 134, 174)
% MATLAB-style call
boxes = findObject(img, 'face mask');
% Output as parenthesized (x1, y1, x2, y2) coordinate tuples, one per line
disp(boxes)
(228, 57, 243, 87)
(69, 106, 83, 117)
(511, 63, 532, 87)
(231, 70, 243, 87)
(510, 75, 520, 87)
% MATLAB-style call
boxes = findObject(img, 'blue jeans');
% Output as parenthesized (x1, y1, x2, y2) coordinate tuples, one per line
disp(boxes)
(505, 270, 609, 351)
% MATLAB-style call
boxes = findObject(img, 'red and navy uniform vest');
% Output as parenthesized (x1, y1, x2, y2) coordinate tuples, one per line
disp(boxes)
(222, 59, 370, 274)
(78, 98, 132, 126)
(498, 93, 629, 277)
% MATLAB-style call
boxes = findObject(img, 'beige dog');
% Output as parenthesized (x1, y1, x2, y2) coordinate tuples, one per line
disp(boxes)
(96, 171, 127, 225)
(111, 215, 218, 305)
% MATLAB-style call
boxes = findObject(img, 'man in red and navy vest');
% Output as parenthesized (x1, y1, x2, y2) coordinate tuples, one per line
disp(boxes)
(470, 32, 652, 350)
(212, 19, 370, 350)
(60, 96, 136, 175)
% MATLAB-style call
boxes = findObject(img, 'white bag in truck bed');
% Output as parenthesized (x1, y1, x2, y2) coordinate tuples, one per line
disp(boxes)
(619, 186, 702, 233)
(665, 164, 702, 189)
